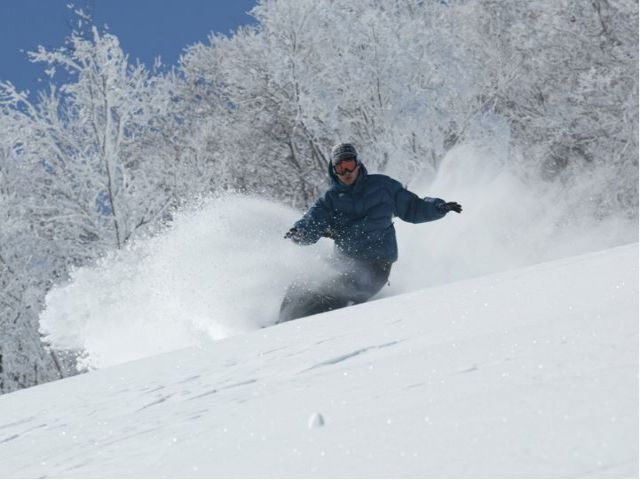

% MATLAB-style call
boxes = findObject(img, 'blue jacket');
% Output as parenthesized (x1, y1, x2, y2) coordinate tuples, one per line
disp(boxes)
(292, 163, 447, 262)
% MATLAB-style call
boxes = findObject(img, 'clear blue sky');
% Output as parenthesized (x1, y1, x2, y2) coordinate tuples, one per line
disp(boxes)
(0, 0, 257, 96)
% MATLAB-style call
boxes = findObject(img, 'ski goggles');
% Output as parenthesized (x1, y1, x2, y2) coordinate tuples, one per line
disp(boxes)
(333, 158, 358, 175)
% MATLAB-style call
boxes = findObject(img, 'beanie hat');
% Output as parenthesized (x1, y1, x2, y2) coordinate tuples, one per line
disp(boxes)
(331, 143, 358, 164)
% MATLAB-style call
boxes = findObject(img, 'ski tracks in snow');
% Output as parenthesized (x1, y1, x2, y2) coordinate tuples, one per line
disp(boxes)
(299, 340, 402, 373)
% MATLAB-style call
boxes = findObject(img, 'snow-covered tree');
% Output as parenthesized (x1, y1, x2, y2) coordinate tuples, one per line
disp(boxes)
(455, 0, 638, 212)
(0, 106, 78, 393)
(19, 27, 177, 250)
(0, 22, 179, 393)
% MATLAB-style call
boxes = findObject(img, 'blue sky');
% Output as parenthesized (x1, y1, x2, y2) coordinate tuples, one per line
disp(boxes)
(0, 0, 257, 97)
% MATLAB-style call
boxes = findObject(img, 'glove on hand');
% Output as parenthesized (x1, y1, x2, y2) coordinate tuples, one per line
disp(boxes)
(284, 227, 306, 242)
(321, 227, 337, 239)
(439, 201, 463, 214)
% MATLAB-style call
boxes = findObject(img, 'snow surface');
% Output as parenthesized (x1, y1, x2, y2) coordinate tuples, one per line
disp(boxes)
(1, 243, 637, 478)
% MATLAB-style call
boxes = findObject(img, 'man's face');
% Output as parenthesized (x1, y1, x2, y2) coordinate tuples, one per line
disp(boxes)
(334, 158, 360, 185)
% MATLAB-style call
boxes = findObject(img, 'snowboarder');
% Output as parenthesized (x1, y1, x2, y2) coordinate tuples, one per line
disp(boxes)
(279, 142, 462, 323)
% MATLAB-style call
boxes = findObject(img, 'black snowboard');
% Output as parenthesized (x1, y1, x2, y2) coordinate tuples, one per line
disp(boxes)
(277, 260, 392, 324)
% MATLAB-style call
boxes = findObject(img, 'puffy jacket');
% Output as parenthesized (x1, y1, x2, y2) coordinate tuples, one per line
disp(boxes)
(292, 163, 447, 262)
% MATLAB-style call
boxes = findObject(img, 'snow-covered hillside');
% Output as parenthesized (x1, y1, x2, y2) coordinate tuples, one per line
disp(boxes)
(0, 243, 637, 478)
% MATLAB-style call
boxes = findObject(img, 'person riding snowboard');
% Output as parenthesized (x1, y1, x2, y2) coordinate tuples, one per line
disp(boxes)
(279, 142, 462, 323)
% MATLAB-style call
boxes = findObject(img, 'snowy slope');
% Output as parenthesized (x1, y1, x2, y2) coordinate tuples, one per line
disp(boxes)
(1, 244, 638, 478)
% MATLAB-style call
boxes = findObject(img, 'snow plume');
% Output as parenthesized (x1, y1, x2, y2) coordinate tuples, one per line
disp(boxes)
(389, 141, 638, 295)
(40, 195, 334, 369)
(40, 143, 637, 369)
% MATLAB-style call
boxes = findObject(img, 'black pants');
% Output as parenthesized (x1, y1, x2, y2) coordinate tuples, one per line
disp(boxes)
(278, 258, 392, 323)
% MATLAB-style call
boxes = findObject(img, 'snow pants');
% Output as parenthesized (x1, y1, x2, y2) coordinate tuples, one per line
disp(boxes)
(278, 258, 392, 324)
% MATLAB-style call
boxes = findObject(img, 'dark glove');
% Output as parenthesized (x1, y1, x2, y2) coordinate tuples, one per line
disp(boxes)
(439, 201, 463, 213)
(284, 227, 306, 242)
(321, 227, 337, 239)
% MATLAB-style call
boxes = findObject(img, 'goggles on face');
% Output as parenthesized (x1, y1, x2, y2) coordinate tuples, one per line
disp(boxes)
(333, 158, 358, 175)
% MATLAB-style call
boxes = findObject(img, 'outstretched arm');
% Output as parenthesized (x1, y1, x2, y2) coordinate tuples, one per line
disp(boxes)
(394, 183, 462, 223)
(284, 194, 333, 245)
